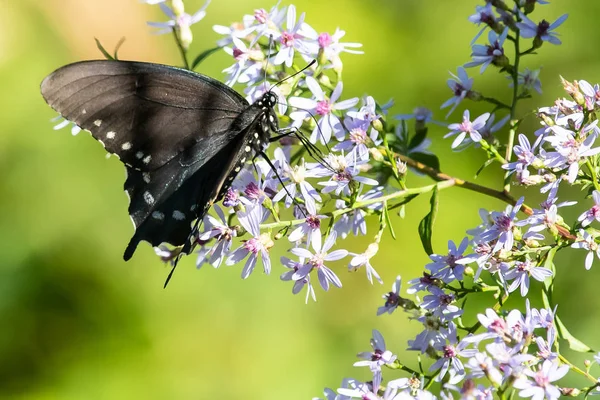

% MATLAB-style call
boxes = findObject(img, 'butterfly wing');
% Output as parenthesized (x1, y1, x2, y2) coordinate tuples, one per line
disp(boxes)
(40, 60, 249, 171)
(41, 60, 262, 259)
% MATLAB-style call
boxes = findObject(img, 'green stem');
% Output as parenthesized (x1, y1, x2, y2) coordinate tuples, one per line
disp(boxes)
(260, 180, 456, 231)
(172, 28, 190, 70)
(559, 354, 598, 384)
(585, 159, 600, 191)
(504, 30, 521, 193)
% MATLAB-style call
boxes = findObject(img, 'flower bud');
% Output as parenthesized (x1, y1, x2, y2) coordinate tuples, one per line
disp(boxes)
(372, 118, 383, 132)
(369, 147, 384, 162)
(171, 0, 185, 16)
(179, 25, 193, 49)
(560, 388, 581, 397)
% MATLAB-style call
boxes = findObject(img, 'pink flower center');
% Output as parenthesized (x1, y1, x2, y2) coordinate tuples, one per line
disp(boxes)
(232, 47, 244, 60)
(306, 215, 321, 229)
(534, 369, 550, 388)
(333, 170, 352, 182)
(458, 118, 474, 134)
(318, 32, 332, 48)
(176, 13, 192, 28)
(349, 128, 367, 144)
(244, 182, 262, 199)
(280, 31, 295, 47)
(244, 237, 261, 254)
(316, 99, 333, 115)
(495, 214, 512, 232)
(443, 345, 457, 358)
(254, 8, 268, 24)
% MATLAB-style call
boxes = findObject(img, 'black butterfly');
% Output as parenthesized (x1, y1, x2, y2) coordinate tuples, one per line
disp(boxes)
(40, 60, 282, 262)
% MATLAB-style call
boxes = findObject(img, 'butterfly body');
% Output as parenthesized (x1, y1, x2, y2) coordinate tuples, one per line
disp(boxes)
(40, 60, 279, 260)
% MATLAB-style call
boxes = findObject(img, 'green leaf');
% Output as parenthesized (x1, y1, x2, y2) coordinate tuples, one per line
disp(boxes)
(113, 37, 126, 60)
(383, 201, 397, 240)
(408, 127, 428, 150)
(410, 152, 440, 171)
(556, 315, 594, 353)
(475, 158, 495, 179)
(95, 38, 115, 60)
(191, 46, 222, 70)
(418, 186, 439, 255)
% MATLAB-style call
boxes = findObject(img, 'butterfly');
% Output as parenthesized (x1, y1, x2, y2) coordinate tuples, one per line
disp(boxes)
(40, 60, 283, 262)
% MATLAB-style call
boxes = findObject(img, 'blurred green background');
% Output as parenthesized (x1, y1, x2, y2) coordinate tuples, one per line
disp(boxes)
(2, 0, 600, 398)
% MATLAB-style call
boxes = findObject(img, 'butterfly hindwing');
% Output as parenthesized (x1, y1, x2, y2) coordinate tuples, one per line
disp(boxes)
(41, 60, 250, 171)
(123, 123, 260, 260)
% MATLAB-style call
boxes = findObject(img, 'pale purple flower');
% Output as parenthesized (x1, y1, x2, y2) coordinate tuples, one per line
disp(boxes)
(226, 205, 273, 278)
(426, 238, 478, 283)
(441, 67, 474, 118)
(300, 27, 363, 69)
(578, 190, 600, 227)
(196, 205, 236, 268)
(315, 152, 379, 196)
(333, 117, 379, 161)
(221, 37, 264, 86)
(478, 197, 524, 253)
(213, 20, 255, 47)
(281, 256, 316, 303)
(354, 329, 397, 375)
(408, 318, 455, 354)
(543, 124, 600, 183)
(510, 68, 542, 94)
(513, 360, 569, 400)
(445, 110, 490, 150)
(571, 229, 600, 270)
(502, 259, 553, 296)
(272, 5, 315, 67)
(337, 380, 379, 400)
(272, 148, 321, 209)
(377, 275, 402, 315)
(406, 272, 438, 295)
(346, 96, 380, 124)
(465, 27, 509, 73)
(421, 287, 462, 319)
(288, 200, 324, 244)
(291, 231, 347, 291)
(465, 352, 503, 385)
(147, 0, 211, 48)
(241, 5, 287, 45)
(349, 243, 382, 284)
(289, 77, 359, 144)
(468, 3, 497, 44)
(535, 336, 558, 361)
(430, 331, 476, 382)
(519, 184, 576, 240)
(516, 13, 568, 45)
(333, 188, 383, 238)
(503, 134, 543, 175)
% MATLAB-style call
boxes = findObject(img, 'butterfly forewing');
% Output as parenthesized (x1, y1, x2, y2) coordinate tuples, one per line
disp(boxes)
(41, 60, 249, 171)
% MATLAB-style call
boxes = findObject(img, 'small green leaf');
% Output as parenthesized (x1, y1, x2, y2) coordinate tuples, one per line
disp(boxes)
(383, 201, 397, 240)
(556, 315, 594, 353)
(475, 158, 495, 179)
(398, 205, 406, 219)
(191, 46, 222, 70)
(408, 127, 428, 150)
(113, 37, 126, 60)
(95, 38, 115, 60)
(418, 187, 439, 255)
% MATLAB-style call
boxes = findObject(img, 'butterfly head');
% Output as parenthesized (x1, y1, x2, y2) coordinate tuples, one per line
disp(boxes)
(257, 90, 278, 110)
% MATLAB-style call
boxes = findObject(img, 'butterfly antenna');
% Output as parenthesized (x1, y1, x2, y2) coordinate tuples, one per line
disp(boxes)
(272, 59, 317, 89)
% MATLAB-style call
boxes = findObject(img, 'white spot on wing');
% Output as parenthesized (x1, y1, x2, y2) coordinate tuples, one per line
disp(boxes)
(254, 132, 259, 138)
(82, 109, 87, 114)
(143, 173, 151, 183)
(122, 142, 132, 150)
(136, 151, 144, 159)
(172, 210, 185, 220)
(240, 157, 246, 163)
(245, 145, 251, 152)
(152, 211, 164, 220)
(234, 166, 240, 172)
(143, 191, 154, 205)
(106, 131, 116, 139)
(143, 155, 152, 164)
(94, 119, 102, 127)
